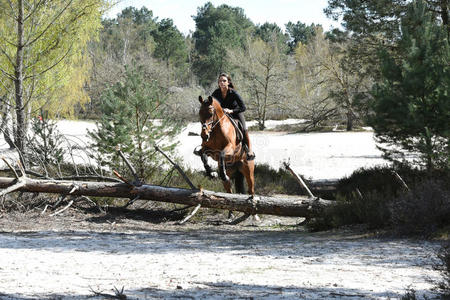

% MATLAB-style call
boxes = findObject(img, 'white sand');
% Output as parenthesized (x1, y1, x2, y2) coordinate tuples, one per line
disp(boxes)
(0, 228, 442, 299)
(0, 120, 438, 300)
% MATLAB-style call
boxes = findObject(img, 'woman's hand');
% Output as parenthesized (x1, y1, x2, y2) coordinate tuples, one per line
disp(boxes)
(224, 108, 233, 114)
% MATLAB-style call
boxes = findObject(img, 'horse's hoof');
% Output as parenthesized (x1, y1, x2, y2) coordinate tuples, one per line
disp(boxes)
(246, 151, 255, 161)
(205, 171, 217, 179)
(220, 175, 230, 182)
(252, 214, 261, 222)
(193, 146, 203, 156)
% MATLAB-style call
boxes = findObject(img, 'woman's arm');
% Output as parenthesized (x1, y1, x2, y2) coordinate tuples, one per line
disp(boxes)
(232, 90, 246, 114)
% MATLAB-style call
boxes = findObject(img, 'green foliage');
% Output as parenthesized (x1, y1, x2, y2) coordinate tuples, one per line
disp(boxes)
(101, 6, 157, 62)
(152, 18, 188, 68)
(192, 2, 255, 86)
(325, 0, 407, 40)
(88, 64, 182, 181)
(369, 0, 450, 170)
(27, 111, 65, 166)
(254, 22, 288, 53)
(0, 0, 106, 116)
(285, 21, 318, 53)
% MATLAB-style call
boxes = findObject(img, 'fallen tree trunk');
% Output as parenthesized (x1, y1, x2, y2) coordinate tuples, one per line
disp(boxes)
(0, 176, 335, 217)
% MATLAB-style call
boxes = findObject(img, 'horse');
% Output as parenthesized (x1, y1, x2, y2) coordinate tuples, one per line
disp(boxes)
(197, 95, 255, 199)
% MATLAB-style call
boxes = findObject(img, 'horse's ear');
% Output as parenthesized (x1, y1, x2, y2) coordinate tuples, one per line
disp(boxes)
(198, 96, 203, 103)
(207, 96, 213, 105)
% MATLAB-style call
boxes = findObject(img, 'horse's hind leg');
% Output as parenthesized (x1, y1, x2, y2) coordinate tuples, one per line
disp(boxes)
(242, 160, 255, 196)
(242, 160, 260, 222)
(221, 169, 234, 219)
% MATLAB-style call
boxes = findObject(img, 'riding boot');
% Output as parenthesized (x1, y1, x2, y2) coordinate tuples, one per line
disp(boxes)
(243, 130, 255, 160)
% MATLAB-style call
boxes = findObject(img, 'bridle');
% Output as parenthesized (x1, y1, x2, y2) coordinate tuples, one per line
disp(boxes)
(201, 112, 226, 142)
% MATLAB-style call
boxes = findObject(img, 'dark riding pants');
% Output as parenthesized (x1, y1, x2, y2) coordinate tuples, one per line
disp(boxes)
(234, 112, 247, 132)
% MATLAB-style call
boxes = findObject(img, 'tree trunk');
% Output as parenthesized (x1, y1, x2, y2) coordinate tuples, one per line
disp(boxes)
(346, 110, 354, 131)
(14, 0, 26, 154)
(0, 177, 335, 218)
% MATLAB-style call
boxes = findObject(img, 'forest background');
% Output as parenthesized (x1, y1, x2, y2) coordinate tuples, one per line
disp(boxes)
(0, 0, 448, 177)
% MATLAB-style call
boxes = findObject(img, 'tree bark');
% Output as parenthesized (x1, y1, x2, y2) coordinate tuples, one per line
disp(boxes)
(14, 0, 26, 154)
(0, 176, 335, 217)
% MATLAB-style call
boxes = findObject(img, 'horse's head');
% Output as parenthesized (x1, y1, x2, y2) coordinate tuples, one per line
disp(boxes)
(198, 96, 218, 142)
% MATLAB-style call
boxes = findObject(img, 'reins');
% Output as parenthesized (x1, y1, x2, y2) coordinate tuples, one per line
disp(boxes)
(202, 112, 227, 133)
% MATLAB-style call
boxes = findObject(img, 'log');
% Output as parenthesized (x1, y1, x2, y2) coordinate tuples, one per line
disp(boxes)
(0, 176, 335, 217)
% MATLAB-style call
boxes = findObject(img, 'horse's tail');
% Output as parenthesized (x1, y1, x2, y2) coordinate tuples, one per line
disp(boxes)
(234, 170, 245, 194)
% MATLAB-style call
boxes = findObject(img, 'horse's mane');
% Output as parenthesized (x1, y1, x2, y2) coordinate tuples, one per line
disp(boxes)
(210, 97, 224, 113)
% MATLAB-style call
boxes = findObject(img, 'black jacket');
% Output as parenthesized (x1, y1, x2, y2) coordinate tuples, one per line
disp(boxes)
(211, 88, 246, 117)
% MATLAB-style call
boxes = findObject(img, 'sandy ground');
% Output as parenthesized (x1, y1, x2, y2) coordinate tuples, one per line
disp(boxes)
(0, 120, 439, 299)
(0, 209, 443, 300)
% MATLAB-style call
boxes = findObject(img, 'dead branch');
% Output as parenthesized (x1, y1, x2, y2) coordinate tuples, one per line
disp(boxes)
(116, 148, 141, 186)
(392, 171, 409, 191)
(283, 162, 315, 198)
(177, 203, 201, 225)
(2, 157, 19, 179)
(113, 170, 132, 185)
(122, 195, 140, 208)
(0, 179, 26, 197)
(154, 145, 196, 189)
(89, 286, 127, 300)
(50, 199, 74, 216)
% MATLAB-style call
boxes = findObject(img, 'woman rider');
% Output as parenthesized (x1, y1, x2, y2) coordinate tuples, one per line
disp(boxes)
(211, 73, 255, 160)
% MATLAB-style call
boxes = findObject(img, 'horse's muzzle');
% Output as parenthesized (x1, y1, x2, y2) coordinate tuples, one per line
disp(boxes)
(201, 125, 210, 142)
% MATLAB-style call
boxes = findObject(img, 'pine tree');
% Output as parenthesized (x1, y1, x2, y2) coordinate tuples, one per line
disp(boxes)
(27, 110, 66, 168)
(89, 65, 182, 180)
(369, 0, 450, 170)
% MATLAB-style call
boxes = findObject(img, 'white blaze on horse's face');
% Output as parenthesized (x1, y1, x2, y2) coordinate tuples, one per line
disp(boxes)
(201, 106, 215, 142)
(199, 100, 213, 142)
(201, 122, 210, 142)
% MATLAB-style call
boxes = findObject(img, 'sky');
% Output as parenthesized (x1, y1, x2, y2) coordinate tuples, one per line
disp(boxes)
(105, 0, 341, 35)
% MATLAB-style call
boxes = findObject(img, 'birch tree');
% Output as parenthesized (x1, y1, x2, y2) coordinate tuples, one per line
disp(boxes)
(0, 0, 107, 157)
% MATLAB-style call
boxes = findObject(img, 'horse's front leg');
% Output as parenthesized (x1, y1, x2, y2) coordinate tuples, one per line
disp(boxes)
(201, 150, 215, 179)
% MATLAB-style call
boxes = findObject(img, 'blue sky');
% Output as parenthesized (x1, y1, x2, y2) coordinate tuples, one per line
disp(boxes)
(106, 0, 340, 35)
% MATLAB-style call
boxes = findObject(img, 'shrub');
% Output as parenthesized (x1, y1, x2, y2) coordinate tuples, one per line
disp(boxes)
(254, 164, 302, 196)
(308, 165, 450, 233)
(390, 179, 450, 236)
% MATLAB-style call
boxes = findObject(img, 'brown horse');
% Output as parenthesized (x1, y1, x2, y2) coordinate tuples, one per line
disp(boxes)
(197, 96, 255, 197)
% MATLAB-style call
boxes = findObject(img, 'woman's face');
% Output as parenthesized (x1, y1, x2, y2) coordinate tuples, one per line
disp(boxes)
(218, 76, 229, 90)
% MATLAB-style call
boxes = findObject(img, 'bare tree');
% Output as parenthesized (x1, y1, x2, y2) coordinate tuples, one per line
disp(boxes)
(229, 33, 289, 130)
(292, 28, 372, 131)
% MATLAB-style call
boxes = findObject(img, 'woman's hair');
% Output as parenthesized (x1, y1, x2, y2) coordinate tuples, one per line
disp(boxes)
(218, 73, 235, 89)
